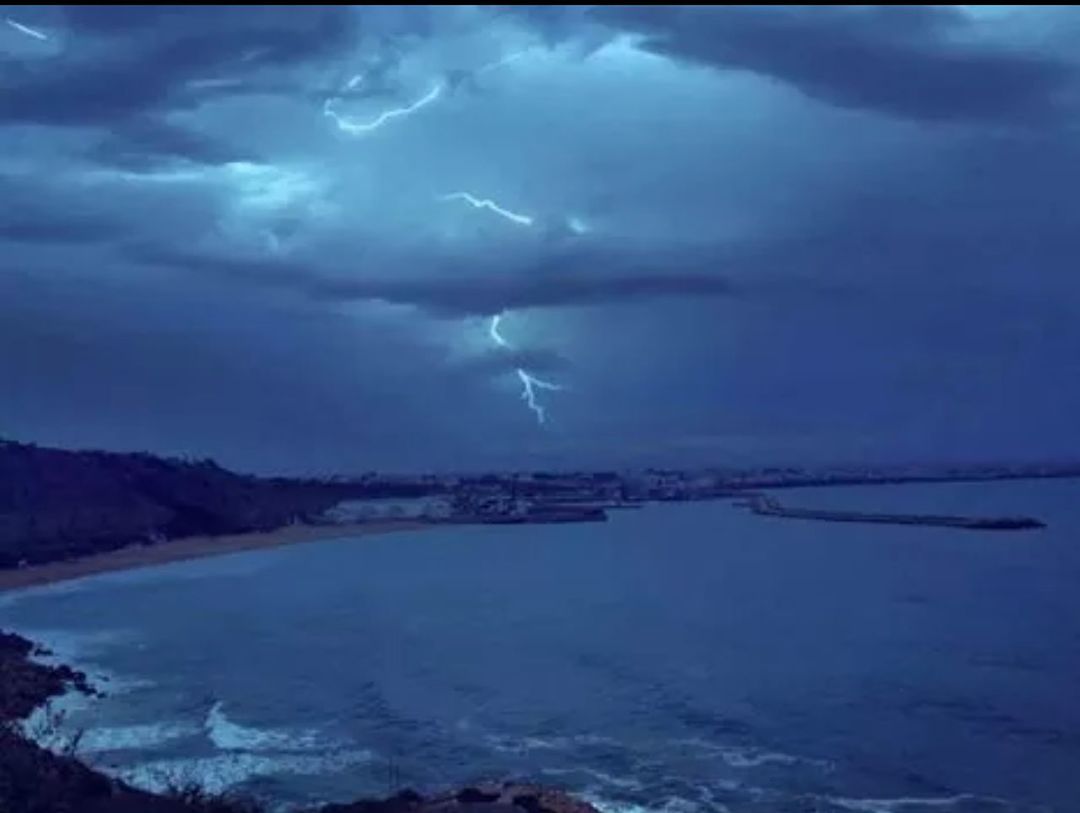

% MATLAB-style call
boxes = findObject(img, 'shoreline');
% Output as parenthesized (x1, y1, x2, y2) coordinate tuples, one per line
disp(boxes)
(0, 521, 429, 594)
(0, 631, 600, 813)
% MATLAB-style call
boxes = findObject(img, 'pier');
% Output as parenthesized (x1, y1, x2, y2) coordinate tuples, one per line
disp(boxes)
(745, 494, 1045, 531)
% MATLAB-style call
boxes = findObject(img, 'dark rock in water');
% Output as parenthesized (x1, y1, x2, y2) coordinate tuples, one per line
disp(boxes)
(422, 783, 600, 813)
(457, 789, 502, 804)
(0, 630, 96, 722)
(298, 783, 602, 813)
(510, 794, 543, 813)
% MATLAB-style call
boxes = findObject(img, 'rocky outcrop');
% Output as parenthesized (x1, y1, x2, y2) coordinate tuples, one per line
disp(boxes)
(321, 784, 600, 813)
(0, 630, 192, 812)
(0, 631, 96, 722)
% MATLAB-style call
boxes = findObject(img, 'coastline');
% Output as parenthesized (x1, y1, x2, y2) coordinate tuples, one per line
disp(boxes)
(0, 521, 428, 594)
(0, 629, 601, 813)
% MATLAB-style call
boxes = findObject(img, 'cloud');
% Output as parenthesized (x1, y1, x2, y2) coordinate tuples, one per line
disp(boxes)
(0, 175, 123, 244)
(594, 6, 1076, 124)
(6, 5, 1080, 470)
(87, 119, 256, 170)
(0, 211, 119, 244)
(130, 244, 740, 316)
(1, 7, 357, 126)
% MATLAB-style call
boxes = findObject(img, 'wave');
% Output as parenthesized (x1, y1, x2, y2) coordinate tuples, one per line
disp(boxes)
(205, 701, 342, 753)
(540, 766, 644, 792)
(12, 626, 145, 696)
(583, 792, 727, 813)
(484, 732, 621, 754)
(828, 795, 1008, 813)
(667, 737, 832, 771)
(77, 721, 200, 754)
(115, 748, 377, 796)
(18, 626, 127, 663)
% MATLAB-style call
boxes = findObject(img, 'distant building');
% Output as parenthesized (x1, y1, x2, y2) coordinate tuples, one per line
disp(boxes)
(322, 496, 452, 523)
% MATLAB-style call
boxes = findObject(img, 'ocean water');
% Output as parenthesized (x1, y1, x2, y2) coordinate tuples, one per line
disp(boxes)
(2, 479, 1079, 813)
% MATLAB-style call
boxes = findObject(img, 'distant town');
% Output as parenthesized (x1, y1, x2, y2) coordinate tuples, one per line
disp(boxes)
(316, 460, 1080, 526)
(2, 438, 1073, 572)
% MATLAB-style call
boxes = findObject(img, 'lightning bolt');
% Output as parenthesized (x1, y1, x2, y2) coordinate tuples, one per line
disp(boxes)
(489, 314, 562, 425)
(516, 369, 562, 425)
(324, 83, 443, 135)
(440, 192, 534, 227)
(489, 313, 511, 349)
(5, 18, 48, 41)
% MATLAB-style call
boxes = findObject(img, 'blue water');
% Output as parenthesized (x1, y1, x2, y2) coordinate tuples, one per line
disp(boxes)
(3, 479, 1079, 813)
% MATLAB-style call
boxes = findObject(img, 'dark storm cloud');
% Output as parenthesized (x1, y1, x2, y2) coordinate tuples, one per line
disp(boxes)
(0, 176, 121, 244)
(594, 5, 1076, 124)
(131, 245, 739, 316)
(0, 211, 119, 244)
(87, 119, 256, 170)
(491, 5, 605, 50)
(5, 4, 1080, 471)
(0, 268, 514, 474)
(1, 6, 356, 126)
(60, 5, 185, 34)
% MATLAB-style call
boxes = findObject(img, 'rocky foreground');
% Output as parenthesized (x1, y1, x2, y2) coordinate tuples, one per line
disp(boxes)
(0, 630, 600, 813)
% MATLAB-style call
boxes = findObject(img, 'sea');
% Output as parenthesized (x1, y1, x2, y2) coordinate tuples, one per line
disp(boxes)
(2, 479, 1079, 813)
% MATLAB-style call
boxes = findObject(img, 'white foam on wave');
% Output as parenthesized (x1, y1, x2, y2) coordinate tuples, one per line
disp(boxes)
(718, 748, 800, 768)
(540, 766, 644, 792)
(583, 793, 728, 813)
(77, 721, 200, 754)
(19, 697, 85, 753)
(829, 794, 1000, 813)
(116, 748, 377, 796)
(668, 738, 832, 771)
(485, 732, 620, 754)
(205, 702, 341, 752)
(14, 626, 148, 696)
(20, 627, 126, 664)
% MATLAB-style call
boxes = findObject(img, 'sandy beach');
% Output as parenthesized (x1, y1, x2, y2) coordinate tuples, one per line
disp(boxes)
(0, 521, 428, 593)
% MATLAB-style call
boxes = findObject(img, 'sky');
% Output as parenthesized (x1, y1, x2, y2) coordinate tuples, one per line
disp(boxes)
(2, 5, 1079, 475)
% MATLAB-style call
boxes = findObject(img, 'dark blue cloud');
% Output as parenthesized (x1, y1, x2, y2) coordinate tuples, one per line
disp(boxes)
(594, 6, 1076, 123)
(0, 175, 122, 244)
(3, 5, 1080, 470)
(0, 212, 119, 244)
(87, 119, 255, 169)
(129, 244, 740, 317)
(2, 6, 356, 126)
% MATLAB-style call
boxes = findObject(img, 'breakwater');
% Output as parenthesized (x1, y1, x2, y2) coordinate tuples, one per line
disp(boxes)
(745, 494, 1045, 531)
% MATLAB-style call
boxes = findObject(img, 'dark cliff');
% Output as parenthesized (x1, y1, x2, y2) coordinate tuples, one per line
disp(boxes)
(0, 440, 351, 569)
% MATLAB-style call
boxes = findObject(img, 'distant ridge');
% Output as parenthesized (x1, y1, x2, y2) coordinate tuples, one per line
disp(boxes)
(0, 439, 356, 568)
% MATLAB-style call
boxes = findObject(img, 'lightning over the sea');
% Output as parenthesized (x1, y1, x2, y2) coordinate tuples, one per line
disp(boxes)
(440, 193, 534, 227)
(324, 82, 443, 135)
(489, 314, 563, 425)
(5, 18, 48, 41)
